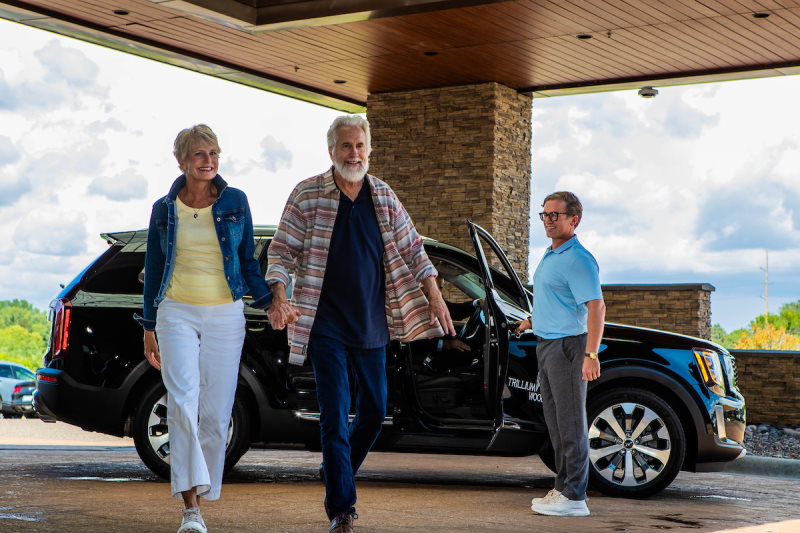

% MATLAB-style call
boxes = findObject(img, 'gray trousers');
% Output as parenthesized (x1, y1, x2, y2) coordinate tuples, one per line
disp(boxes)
(537, 333, 588, 501)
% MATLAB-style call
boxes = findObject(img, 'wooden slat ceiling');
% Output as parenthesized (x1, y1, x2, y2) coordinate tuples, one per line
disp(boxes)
(3, 0, 800, 112)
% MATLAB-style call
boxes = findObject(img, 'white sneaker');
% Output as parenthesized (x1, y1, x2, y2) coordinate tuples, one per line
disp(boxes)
(531, 488, 561, 508)
(178, 507, 207, 533)
(531, 494, 590, 517)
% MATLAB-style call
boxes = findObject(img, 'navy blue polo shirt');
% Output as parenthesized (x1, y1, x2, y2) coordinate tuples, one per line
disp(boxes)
(311, 179, 389, 348)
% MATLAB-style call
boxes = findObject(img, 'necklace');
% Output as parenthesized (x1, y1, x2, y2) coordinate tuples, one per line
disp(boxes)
(192, 207, 199, 219)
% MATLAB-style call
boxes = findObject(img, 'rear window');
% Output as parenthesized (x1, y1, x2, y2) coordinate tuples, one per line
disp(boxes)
(83, 246, 146, 295)
(14, 367, 35, 380)
(81, 237, 270, 295)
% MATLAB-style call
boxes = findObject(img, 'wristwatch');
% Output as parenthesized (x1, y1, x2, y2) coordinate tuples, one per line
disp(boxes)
(585, 352, 599, 360)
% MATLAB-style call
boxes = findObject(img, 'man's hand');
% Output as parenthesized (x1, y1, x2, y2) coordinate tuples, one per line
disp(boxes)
(515, 318, 532, 332)
(143, 330, 161, 370)
(582, 357, 600, 381)
(421, 276, 456, 336)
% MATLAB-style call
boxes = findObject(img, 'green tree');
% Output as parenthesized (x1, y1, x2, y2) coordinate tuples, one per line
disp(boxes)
(0, 299, 49, 371)
(748, 300, 800, 335)
(710, 324, 746, 349)
(0, 325, 45, 369)
(0, 302, 49, 339)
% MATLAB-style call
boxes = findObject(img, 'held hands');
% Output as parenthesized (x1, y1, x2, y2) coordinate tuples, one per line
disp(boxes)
(143, 330, 161, 370)
(267, 299, 301, 330)
(582, 357, 600, 381)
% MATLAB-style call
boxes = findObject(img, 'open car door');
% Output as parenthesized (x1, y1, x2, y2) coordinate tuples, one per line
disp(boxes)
(466, 221, 539, 453)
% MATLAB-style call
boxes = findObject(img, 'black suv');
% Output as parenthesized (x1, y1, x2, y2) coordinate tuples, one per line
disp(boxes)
(35, 222, 746, 498)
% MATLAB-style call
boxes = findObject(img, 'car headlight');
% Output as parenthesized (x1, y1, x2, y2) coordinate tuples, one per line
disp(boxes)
(694, 348, 725, 396)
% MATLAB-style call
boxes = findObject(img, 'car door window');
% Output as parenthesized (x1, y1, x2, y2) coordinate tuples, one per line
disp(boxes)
(0, 365, 13, 379)
(15, 367, 35, 381)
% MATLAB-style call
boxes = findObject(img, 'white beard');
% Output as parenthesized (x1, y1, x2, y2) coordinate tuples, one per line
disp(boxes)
(334, 159, 369, 182)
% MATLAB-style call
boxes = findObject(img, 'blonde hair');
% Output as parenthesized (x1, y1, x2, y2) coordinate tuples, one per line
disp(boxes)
(173, 124, 221, 163)
(326, 115, 371, 154)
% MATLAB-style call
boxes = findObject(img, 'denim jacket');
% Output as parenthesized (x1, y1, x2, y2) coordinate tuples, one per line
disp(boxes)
(135, 174, 271, 331)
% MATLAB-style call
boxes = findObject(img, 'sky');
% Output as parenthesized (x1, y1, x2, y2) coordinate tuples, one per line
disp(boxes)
(1, 18, 799, 332)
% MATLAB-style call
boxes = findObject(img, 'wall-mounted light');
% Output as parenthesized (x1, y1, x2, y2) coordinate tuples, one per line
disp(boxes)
(638, 86, 658, 98)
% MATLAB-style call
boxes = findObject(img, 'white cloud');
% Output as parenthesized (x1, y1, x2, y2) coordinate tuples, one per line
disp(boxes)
(35, 39, 99, 88)
(89, 168, 148, 201)
(0, 135, 19, 164)
(13, 216, 88, 256)
(260, 134, 293, 172)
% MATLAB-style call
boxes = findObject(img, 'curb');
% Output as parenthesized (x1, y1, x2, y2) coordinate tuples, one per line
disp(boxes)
(714, 455, 800, 479)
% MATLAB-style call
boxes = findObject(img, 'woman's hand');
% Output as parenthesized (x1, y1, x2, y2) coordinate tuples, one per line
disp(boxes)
(143, 330, 161, 370)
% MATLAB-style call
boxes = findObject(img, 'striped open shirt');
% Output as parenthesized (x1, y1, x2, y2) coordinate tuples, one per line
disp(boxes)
(266, 168, 444, 365)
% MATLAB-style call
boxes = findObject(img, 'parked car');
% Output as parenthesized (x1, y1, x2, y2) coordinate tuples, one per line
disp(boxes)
(10, 381, 37, 418)
(0, 361, 36, 418)
(34, 222, 746, 498)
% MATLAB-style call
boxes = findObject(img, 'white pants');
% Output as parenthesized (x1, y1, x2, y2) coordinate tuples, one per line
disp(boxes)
(155, 297, 245, 500)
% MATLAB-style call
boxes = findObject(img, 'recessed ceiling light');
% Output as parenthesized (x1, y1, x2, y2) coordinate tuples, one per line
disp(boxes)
(753, 12, 770, 18)
(333, 80, 347, 84)
(577, 34, 592, 40)
(423, 51, 438, 56)
(113, 9, 129, 16)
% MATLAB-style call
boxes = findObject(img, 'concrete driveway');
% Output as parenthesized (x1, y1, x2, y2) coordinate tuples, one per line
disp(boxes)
(1, 419, 799, 533)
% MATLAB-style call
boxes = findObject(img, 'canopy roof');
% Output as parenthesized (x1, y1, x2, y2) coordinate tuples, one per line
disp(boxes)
(3, 0, 800, 112)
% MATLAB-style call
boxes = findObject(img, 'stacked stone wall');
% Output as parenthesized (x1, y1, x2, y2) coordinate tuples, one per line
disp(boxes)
(367, 82, 531, 277)
(732, 351, 800, 425)
(602, 284, 714, 339)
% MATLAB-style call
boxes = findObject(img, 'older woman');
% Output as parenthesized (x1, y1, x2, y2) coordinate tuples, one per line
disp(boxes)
(136, 124, 282, 533)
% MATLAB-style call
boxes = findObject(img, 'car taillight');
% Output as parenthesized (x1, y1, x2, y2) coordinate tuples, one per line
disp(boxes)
(37, 374, 57, 383)
(52, 298, 72, 358)
(13, 384, 23, 394)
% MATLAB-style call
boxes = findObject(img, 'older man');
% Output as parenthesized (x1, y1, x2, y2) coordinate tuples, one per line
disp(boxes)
(267, 115, 455, 533)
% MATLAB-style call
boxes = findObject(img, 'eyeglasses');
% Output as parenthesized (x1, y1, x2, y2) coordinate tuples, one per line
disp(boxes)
(538, 211, 570, 222)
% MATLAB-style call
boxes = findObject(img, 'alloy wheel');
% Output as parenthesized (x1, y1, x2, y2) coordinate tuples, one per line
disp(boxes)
(145, 392, 234, 465)
(588, 401, 672, 487)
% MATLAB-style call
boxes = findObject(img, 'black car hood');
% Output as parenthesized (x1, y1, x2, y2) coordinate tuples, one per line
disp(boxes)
(603, 322, 725, 352)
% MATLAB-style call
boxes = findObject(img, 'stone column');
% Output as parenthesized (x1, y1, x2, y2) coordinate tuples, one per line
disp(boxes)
(367, 82, 532, 279)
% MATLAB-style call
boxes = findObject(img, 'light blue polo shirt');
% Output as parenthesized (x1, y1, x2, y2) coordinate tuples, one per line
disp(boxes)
(532, 235, 602, 339)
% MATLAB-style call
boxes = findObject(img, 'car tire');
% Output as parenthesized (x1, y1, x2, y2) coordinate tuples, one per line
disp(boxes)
(587, 388, 685, 498)
(132, 382, 252, 481)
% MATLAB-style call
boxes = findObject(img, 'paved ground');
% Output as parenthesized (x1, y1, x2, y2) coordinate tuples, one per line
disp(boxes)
(1, 419, 799, 533)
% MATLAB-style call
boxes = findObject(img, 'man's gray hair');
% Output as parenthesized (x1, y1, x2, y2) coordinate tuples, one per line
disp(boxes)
(326, 115, 371, 154)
